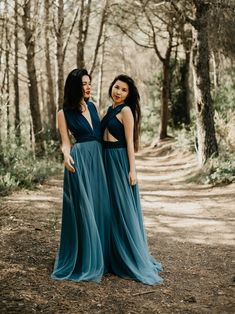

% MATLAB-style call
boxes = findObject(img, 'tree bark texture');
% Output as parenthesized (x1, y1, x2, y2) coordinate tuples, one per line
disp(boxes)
(192, 1, 218, 164)
(77, 0, 91, 68)
(97, 38, 105, 111)
(159, 59, 171, 139)
(44, 0, 56, 137)
(22, 0, 44, 155)
(89, 0, 108, 76)
(14, 0, 21, 141)
(56, 0, 64, 110)
(159, 31, 173, 140)
(183, 50, 191, 126)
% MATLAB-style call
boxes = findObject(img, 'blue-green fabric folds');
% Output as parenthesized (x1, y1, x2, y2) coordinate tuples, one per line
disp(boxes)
(103, 147, 163, 285)
(51, 141, 111, 282)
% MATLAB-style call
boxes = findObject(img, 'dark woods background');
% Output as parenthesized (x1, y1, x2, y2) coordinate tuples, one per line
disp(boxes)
(0, 0, 235, 194)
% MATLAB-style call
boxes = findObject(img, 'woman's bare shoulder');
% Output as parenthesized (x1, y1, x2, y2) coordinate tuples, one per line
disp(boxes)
(121, 106, 132, 117)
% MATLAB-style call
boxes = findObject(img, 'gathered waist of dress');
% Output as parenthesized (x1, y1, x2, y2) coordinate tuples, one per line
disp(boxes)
(102, 141, 126, 149)
(75, 136, 101, 143)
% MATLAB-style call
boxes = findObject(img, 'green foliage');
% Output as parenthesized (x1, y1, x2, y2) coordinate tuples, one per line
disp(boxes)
(174, 125, 196, 153)
(205, 157, 235, 185)
(174, 67, 235, 186)
(193, 152, 235, 186)
(212, 68, 235, 153)
(141, 74, 161, 144)
(213, 68, 235, 117)
(0, 142, 62, 196)
(141, 58, 193, 144)
(170, 59, 191, 129)
(205, 71, 235, 184)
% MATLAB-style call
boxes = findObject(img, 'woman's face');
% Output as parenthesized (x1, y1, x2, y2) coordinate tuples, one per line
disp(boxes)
(82, 75, 91, 99)
(111, 80, 129, 105)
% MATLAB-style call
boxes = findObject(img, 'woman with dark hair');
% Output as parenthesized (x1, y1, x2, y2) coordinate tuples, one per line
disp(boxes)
(101, 74, 163, 285)
(51, 68, 110, 282)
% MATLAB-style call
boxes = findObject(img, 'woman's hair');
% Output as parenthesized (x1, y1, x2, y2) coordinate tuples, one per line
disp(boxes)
(63, 68, 91, 111)
(109, 74, 141, 151)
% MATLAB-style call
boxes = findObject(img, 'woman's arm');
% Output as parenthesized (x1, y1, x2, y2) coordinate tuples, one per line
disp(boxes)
(58, 110, 75, 173)
(121, 106, 137, 185)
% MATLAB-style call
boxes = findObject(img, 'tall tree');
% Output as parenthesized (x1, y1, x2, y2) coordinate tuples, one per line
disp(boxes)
(111, 0, 177, 139)
(77, 0, 91, 68)
(14, 0, 21, 142)
(54, 0, 79, 109)
(174, 18, 194, 127)
(56, 0, 65, 110)
(208, 0, 235, 87)
(191, 0, 218, 164)
(89, 0, 109, 76)
(172, 0, 219, 164)
(3, 0, 10, 140)
(22, 0, 45, 154)
(96, 23, 107, 110)
(44, 0, 56, 137)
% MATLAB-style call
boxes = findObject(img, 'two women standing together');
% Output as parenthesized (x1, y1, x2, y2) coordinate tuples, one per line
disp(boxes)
(51, 68, 163, 285)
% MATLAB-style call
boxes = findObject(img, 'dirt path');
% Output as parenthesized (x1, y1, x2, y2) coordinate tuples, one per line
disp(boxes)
(0, 143, 234, 314)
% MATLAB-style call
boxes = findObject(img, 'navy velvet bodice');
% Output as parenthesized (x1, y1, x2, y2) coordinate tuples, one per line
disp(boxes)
(101, 104, 127, 148)
(63, 101, 101, 143)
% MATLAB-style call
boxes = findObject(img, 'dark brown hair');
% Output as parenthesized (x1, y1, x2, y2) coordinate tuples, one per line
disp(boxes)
(109, 74, 141, 151)
(63, 68, 91, 112)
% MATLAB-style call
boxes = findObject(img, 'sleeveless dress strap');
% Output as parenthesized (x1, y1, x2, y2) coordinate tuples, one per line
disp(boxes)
(101, 104, 126, 134)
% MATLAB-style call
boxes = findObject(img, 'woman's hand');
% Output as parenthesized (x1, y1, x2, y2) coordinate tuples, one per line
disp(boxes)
(64, 153, 75, 173)
(129, 171, 137, 186)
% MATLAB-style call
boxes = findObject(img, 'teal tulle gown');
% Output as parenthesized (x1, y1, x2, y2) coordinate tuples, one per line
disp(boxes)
(51, 101, 110, 282)
(101, 104, 163, 285)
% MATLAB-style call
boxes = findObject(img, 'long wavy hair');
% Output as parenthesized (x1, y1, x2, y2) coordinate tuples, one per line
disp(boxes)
(63, 68, 91, 112)
(109, 74, 141, 151)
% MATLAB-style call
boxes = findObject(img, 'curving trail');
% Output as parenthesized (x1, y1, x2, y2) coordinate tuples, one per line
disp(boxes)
(0, 142, 234, 313)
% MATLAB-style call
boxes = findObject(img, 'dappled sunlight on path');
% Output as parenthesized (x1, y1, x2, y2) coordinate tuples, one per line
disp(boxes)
(136, 147, 235, 247)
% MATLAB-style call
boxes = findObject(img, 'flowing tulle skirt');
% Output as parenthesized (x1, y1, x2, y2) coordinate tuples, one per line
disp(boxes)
(103, 146, 163, 285)
(51, 141, 110, 282)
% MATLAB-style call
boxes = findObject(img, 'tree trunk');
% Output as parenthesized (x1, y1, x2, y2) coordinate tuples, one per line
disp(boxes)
(0, 7, 3, 151)
(192, 1, 218, 165)
(76, 0, 91, 68)
(179, 25, 193, 128)
(45, 0, 56, 137)
(5, 30, 10, 141)
(155, 24, 173, 140)
(22, 0, 44, 155)
(97, 40, 105, 111)
(159, 49, 171, 139)
(4, 0, 10, 141)
(89, 0, 108, 76)
(183, 50, 191, 126)
(77, 0, 85, 68)
(56, 0, 64, 110)
(211, 51, 217, 90)
(14, 0, 21, 142)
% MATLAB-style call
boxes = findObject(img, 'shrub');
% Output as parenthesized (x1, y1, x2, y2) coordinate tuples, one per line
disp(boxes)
(0, 142, 62, 196)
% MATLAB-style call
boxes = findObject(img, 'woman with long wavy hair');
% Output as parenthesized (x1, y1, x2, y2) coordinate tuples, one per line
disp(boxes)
(51, 68, 110, 282)
(101, 74, 163, 285)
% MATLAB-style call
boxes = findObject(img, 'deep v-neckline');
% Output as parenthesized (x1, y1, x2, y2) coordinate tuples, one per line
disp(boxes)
(81, 103, 94, 131)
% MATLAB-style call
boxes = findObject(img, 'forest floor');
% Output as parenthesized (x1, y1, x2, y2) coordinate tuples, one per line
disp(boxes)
(0, 140, 234, 314)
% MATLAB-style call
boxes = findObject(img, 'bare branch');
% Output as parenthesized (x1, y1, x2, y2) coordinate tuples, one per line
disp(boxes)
(63, 6, 79, 58)
(83, 0, 92, 44)
(115, 22, 154, 49)
(170, 1, 196, 26)
(141, 3, 165, 62)
(89, 0, 109, 76)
